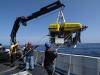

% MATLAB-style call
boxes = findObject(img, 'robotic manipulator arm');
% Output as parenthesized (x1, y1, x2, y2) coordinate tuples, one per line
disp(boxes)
(10, 1, 64, 44)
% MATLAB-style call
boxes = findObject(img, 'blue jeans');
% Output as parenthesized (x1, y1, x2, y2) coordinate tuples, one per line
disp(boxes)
(26, 56, 34, 70)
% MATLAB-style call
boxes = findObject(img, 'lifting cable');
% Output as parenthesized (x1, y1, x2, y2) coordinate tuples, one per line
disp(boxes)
(56, 6, 65, 23)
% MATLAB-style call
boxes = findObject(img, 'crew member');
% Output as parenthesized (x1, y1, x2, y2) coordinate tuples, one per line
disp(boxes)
(24, 42, 34, 71)
(10, 42, 18, 66)
(44, 43, 58, 75)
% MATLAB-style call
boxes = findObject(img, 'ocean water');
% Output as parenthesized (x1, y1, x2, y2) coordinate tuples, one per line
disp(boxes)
(36, 43, 100, 57)
(59, 43, 100, 57)
(4, 43, 100, 57)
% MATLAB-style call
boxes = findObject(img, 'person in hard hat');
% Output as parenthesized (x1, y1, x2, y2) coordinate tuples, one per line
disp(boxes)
(44, 43, 58, 75)
(10, 42, 18, 66)
(24, 42, 34, 71)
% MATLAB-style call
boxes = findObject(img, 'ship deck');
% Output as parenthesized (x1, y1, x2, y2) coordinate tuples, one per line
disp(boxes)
(1, 49, 99, 75)
(0, 62, 48, 75)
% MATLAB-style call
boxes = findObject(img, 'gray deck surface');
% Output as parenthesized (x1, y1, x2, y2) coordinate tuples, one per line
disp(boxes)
(0, 63, 47, 75)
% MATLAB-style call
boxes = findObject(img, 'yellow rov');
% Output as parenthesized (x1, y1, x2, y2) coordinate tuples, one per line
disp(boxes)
(49, 22, 83, 32)
(48, 7, 88, 48)
(48, 22, 87, 47)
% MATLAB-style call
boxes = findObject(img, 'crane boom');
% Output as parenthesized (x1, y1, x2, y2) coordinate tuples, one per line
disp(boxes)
(10, 1, 64, 44)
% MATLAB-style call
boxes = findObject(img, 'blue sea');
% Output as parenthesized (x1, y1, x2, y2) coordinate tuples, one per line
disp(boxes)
(5, 43, 100, 57)
(58, 43, 100, 57)
(36, 43, 100, 57)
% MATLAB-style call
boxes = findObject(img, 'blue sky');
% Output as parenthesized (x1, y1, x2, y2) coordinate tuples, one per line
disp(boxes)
(0, 0, 100, 45)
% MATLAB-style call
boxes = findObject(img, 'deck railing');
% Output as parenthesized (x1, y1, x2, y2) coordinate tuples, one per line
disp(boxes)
(34, 51, 100, 75)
